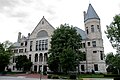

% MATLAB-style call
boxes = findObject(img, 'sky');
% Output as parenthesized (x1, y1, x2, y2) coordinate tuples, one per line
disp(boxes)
(0, 0, 120, 54)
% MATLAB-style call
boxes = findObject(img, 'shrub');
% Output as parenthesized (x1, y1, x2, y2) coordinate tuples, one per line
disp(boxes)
(52, 75, 59, 79)
(114, 77, 120, 80)
(70, 74, 76, 79)
(48, 74, 52, 79)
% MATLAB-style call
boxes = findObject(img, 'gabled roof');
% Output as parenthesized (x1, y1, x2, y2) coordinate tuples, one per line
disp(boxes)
(84, 4, 100, 22)
(30, 16, 55, 36)
(74, 27, 86, 39)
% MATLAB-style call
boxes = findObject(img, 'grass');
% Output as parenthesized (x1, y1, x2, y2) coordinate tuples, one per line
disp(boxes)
(79, 74, 104, 78)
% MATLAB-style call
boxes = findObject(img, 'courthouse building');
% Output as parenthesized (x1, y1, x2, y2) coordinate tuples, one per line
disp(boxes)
(10, 4, 106, 73)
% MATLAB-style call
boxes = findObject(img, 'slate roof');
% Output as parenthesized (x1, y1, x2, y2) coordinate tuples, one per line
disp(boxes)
(75, 27, 86, 39)
(84, 4, 100, 22)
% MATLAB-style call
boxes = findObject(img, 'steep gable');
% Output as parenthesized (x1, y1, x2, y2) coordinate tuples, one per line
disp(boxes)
(29, 16, 55, 39)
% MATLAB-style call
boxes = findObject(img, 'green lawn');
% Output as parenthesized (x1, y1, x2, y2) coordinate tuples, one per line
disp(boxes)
(78, 74, 104, 78)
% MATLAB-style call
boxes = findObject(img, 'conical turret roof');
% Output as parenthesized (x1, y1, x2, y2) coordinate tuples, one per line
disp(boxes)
(84, 4, 100, 22)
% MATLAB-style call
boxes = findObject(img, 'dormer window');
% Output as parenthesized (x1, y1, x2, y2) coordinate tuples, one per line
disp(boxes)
(91, 25, 94, 32)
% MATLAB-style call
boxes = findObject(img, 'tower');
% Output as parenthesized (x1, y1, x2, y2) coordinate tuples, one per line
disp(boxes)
(83, 4, 106, 73)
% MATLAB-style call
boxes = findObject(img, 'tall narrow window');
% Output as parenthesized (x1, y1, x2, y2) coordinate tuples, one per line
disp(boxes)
(94, 64, 98, 71)
(42, 40, 44, 50)
(30, 41, 33, 51)
(91, 25, 94, 32)
(92, 41, 96, 47)
(45, 39, 48, 50)
(36, 41, 38, 51)
(97, 25, 100, 32)
(81, 65, 85, 71)
(100, 51, 103, 60)
(35, 54, 38, 62)
(39, 40, 41, 51)
(29, 54, 31, 61)
(82, 43, 85, 48)
(86, 27, 89, 34)
(25, 41, 27, 46)
(87, 42, 90, 46)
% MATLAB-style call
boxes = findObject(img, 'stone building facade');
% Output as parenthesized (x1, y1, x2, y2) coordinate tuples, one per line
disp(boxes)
(10, 4, 106, 73)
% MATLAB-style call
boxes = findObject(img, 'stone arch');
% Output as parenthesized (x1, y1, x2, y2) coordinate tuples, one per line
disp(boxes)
(44, 53, 47, 62)
(35, 53, 38, 62)
(36, 30, 48, 38)
(39, 53, 43, 62)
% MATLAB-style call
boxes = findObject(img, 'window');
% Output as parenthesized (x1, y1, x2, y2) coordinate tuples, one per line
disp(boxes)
(19, 49, 23, 53)
(35, 54, 38, 62)
(82, 43, 85, 48)
(29, 54, 31, 61)
(34, 65, 37, 72)
(87, 42, 90, 46)
(36, 41, 38, 51)
(45, 39, 48, 50)
(92, 41, 96, 47)
(93, 51, 97, 53)
(21, 43, 24, 46)
(25, 41, 27, 46)
(100, 51, 103, 60)
(94, 64, 98, 71)
(14, 49, 18, 53)
(97, 25, 100, 32)
(83, 53, 86, 61)
(42, 21, 44, 24)
(81, 65, 85, 71)
(38, 39, 48, 51)
(42, 40, 44, 50)
(30, 41, 33, 51)
(25, 48, 27, 52)
(86, 27, 89, 34)
(91, 25, 94, 32)
(39, 40, 41, 51)
(13, 57, 15, 63)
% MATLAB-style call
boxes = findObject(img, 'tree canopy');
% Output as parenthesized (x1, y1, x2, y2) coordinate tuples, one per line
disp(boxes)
(0, 40, 13, 72)
(106, 52, 120, 74)
(48, 24, 83, 73)
(105, 14, 120, 52)
(16, 55, 32, 72)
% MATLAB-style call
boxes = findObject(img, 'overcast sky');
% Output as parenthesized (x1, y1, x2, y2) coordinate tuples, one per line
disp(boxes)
(0, 0, 120, 54)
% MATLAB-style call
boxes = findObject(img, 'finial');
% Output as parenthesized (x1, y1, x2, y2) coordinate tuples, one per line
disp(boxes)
(89, 0, 90, 4)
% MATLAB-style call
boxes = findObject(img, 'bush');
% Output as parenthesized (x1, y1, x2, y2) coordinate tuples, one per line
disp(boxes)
(114, 77, 120, 80)
(70, 74, 76, 79)
(52, 75, 59, 79)
(104, 74, 120, 77)
(48, 74, 52, 79)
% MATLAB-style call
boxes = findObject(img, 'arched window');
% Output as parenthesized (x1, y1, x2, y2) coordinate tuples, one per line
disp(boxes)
(39, 53, 43, 62)
(36, 30, 48, 38)
(91, 25, 94, 32)
(35, 53, 38, 62)
(44, 53, 47, 62)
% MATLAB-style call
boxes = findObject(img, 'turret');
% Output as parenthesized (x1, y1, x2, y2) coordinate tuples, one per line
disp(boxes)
(84, 4, 102, 39)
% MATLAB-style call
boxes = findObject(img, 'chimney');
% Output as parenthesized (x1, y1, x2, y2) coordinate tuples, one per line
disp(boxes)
(17, 32, 21, 43)
(83, 11, 86, 21)
(28, 33, 30, 37)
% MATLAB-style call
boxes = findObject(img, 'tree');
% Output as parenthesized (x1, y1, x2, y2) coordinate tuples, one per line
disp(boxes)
(16, 55, 32, 72)
(0, 40, 13, 72)
(105, 14, 120, 52)
(48, 24, 83, 73)
(106, 52, 120, 74)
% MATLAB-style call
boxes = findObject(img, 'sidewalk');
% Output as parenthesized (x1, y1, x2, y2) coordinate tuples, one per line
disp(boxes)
(3, 73, 48, 79)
